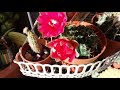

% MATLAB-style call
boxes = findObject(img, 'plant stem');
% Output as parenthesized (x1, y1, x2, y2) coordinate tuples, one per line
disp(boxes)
(60, 34, 62, 37)
(1, 28, 15, 40)
(51, 37, 53, 41)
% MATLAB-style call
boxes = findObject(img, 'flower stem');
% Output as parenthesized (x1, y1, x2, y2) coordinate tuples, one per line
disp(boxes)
(60, 34, 62, 37)
(51, 37, 53, 41)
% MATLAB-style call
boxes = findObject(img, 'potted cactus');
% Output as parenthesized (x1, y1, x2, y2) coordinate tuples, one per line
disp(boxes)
(47, 21, 107, 73)
(15, 12, 67, 71)
(18, 27, 51, 71)
(91, 12, 120, 57)
(62, 21, 106, 70)
(14, 12, 106, 74)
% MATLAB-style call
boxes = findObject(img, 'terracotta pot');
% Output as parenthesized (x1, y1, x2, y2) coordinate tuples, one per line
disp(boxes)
(112, 62, 120, 69)
(62, 21, 107, 73)
(19, 39, 51, 72)
(91, 13, 120, 58)
(91, 13, 103, 25)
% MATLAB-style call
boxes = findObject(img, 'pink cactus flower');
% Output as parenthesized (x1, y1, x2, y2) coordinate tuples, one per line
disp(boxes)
(37, 12, 67, 38)
(47, 38, 79, 62)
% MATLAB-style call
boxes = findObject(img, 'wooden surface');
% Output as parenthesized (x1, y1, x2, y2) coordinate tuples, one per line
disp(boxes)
(0, 62, 23, 78)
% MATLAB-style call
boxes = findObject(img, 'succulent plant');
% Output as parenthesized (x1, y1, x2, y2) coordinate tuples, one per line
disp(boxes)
(23, 27, 42, 54)
(95, 12, 120, 41)
(63, 25, 100, 59)
(77, 44, 92, 58)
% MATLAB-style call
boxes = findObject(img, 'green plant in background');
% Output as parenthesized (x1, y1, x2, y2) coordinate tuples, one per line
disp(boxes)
(0, 12, 20, 37)
(0, 12, 20, 69)
(95, 12, 120, 41)
(63, 25, 100, 59)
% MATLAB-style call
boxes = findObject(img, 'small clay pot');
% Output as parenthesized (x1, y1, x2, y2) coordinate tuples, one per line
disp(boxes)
(91, 13, 120, 58)
(19, 39, 51, 72)
(91, 13, 103, 25)
(62, 21, 107, 73)
(112, 62, 120, 69)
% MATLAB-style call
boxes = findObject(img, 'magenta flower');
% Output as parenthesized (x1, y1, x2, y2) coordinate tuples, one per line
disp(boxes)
(47, 38, 79, 62)
(37, 12, 67, 38)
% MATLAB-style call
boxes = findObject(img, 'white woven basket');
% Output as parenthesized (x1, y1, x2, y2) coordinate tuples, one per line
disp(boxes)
(14, 51, 120, 78)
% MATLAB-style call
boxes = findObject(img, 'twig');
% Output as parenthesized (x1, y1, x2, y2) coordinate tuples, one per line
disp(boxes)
(27, 12, 35, 33)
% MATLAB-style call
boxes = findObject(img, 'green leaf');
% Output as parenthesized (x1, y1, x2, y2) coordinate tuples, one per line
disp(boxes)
(0, 13, 7, 23)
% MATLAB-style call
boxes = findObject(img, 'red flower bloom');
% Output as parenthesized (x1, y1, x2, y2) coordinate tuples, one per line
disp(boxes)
(37, 12, 67, 38)
(47, 38, 79, 62)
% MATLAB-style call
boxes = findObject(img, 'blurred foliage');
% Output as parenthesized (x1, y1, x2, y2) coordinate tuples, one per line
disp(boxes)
(0, 12, 20, 37)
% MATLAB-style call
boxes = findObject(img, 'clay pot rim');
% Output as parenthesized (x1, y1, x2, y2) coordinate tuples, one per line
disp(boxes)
(91, 13, 103, 24)
(19, 39, 51, 64)
(63, 21, 107, 65)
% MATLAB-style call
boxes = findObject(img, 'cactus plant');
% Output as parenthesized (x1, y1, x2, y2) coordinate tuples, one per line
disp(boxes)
(63, 23, 101, 59)
(22, 27, 50, 62)
(23, 27, 42, 54)
(94, 12, 120, 42)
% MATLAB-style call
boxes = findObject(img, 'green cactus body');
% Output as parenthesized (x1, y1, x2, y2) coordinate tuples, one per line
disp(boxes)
(77, 44, 92, 57)
(63, 24, 100, 58)
(23, 27, 42, 54)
